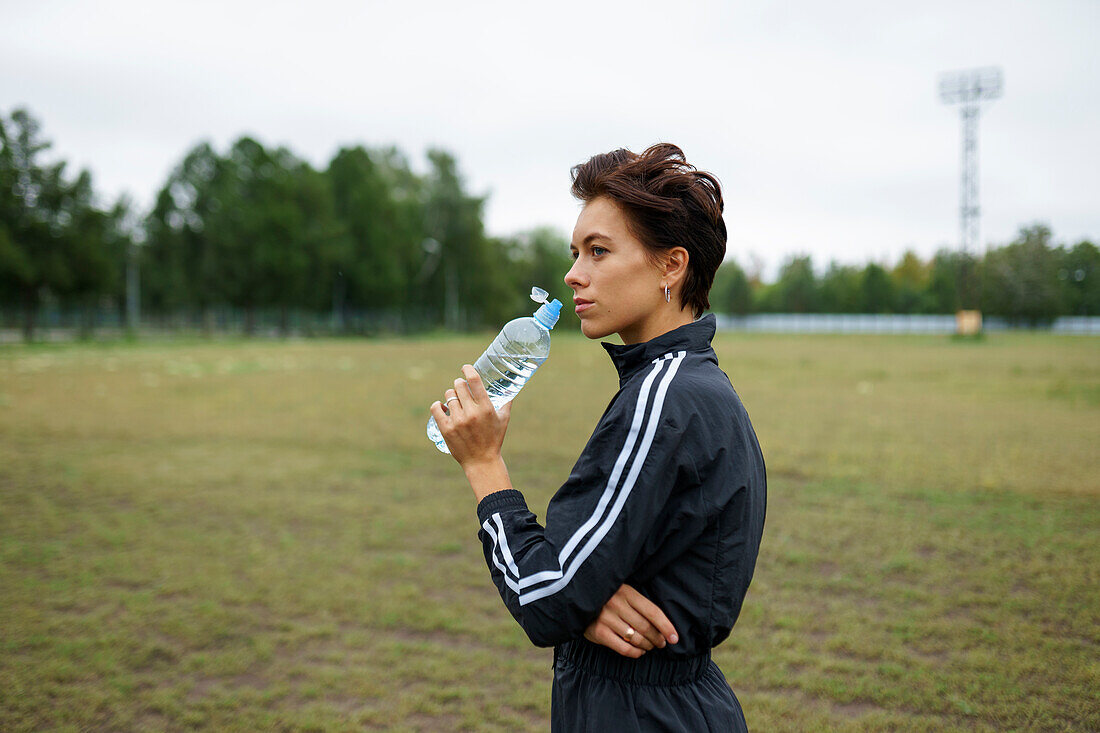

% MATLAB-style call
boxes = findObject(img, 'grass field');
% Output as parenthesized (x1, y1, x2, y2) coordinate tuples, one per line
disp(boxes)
(1, 330, 1097, 732)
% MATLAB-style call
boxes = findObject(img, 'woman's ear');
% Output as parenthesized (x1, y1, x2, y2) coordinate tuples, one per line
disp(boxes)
(664, 247, 690, 286)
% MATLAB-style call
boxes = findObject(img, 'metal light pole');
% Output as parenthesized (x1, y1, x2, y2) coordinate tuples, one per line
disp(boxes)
(939, 67, 1002, 321)
(939, 67, 1002, 256)
(126, 240, 140, 333)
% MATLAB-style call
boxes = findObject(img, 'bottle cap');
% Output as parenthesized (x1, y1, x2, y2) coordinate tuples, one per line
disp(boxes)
(529, 286, 561, 328)
(534, 299, 562, 329)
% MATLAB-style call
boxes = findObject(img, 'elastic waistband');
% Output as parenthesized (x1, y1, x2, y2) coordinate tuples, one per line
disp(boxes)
(553, 639, 711, 687)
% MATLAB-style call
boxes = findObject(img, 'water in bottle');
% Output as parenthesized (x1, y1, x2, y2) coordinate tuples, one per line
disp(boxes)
(428, 287, 562, 454)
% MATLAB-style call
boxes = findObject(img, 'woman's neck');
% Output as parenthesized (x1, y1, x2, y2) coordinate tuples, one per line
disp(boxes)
(618, 307, 695, 345)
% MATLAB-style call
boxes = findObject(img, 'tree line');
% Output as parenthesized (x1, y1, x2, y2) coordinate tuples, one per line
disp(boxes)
(1, 107, 1097, 341)
(712, 226, 1099, 325)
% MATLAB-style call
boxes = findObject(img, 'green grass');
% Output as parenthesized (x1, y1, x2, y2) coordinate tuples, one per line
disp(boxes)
(0, 331, 1097, 731)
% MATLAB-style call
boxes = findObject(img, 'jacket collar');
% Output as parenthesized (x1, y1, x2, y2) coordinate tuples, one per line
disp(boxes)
(602, 313, 716, 381)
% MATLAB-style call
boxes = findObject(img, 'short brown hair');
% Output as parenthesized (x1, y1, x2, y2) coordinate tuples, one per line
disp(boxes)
(570, 143, 726, 318)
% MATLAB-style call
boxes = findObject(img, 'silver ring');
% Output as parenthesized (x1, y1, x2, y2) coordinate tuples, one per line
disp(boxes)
(445, 397, 460, 406)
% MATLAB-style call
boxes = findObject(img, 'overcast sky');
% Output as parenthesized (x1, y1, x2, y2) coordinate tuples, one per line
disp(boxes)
(3, 0, 1097, 280)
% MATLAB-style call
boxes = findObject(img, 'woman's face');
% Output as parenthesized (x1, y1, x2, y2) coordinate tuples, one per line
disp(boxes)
(565, 196, 666, 343)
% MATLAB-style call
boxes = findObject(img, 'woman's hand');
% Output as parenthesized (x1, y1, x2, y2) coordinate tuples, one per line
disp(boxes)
(429, 365, 512, 470)
(584, 584, 679, 659)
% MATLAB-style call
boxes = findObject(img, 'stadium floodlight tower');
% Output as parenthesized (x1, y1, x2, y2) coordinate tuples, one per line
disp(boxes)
(939, 66, 1002, 330)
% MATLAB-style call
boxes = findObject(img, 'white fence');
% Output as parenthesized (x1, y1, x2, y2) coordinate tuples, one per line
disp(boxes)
(714, 313, 1100, 335)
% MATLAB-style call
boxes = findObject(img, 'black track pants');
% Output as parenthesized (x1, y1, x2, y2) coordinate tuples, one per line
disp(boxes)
(551, 640, 748, 732)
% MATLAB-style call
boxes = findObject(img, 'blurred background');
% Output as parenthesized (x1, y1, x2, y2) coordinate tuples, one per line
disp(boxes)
(1, 0, 1098, 339)
(1, 1, 1098, 731)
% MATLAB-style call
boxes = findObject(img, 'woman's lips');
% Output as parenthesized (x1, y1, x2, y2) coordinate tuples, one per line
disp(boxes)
(574, 300, 594, 314)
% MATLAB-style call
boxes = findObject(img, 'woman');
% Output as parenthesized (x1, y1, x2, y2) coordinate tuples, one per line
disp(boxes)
(429, 143, 767, 731)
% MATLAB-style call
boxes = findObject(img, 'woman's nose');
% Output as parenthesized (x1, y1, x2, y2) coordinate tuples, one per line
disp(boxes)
(564, 259, 586, 289)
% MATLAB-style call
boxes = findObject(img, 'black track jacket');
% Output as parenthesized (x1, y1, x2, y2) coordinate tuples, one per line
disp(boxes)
(476, 314, 767, 657)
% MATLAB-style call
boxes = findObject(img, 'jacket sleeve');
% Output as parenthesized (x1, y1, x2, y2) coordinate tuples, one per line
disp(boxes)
(475, 355, 690, 647)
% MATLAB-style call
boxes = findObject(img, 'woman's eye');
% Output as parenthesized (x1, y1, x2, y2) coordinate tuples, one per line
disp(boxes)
(570, 251, 579, 260)
(592, 246, 608, 256)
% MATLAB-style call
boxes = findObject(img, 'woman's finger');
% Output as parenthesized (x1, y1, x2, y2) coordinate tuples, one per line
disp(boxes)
(612, 602, 663, 650)
(622, 584, 679, 645)
(604, 586, 664, 648)
(441, 388, 458, 415)
(429, 400, 452, 428)
(586, 621, 644, 659)
(462, 365, 489, 405)
(454, 375, 476, 409)
(611, 611, 651, 647)
(604, 608, 654, 651)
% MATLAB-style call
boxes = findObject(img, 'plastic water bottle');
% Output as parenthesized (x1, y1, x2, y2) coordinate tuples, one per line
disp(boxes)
(427, 287, 562, 454)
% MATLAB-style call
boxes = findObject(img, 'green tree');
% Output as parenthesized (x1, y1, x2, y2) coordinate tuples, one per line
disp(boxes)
(105, 196, 143, 331)
(148, 136, 346, 335)
(493, 226, 578, 328)
(0, 108, 115, 340)
(287, 158, 346, 325)
(0, 224, 20, 304)
(981, 224, 1064, 325)
(860, 262, 895, 313)
(217, 138, 290, 333)
(327, 146, 412, 315)
(774, 254, 819, 313)
(213, 138, 333, 335)
(926, 248, 976, 314)
(510, 226, 574, 312)
(1, 108, 70, 338)
(63, 172, 129, 338)
(144, 141, 223, 323)
(818, 262, 862, 313)
(422, 148, 510, 329)
(1058, 240, 1100, 316)
(752, 282, 780, 313)
(710, 259, 752, 315)
(891, 250, 930, 314)
(368, 146, 431, 314)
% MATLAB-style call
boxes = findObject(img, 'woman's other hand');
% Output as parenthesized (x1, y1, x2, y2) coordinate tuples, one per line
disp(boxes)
(583, 584, 679, 659)
(429, 365, 511, 469)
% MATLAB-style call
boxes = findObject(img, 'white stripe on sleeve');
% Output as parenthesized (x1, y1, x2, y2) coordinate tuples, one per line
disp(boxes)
(478, 351, 687, 607)
(517, 350, 686, 606)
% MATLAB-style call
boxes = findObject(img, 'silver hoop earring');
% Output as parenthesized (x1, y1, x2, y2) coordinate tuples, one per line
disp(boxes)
(664, 285, 671, 303)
